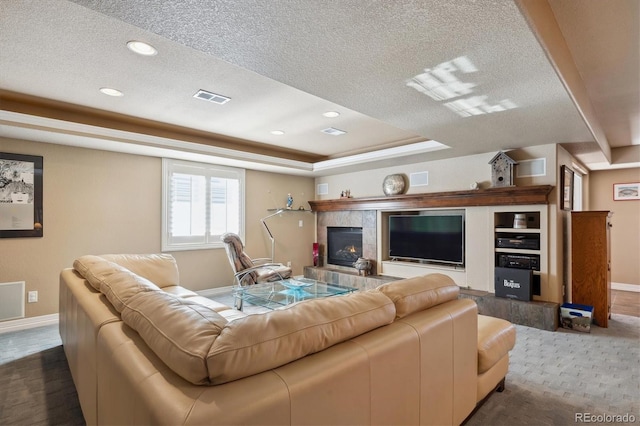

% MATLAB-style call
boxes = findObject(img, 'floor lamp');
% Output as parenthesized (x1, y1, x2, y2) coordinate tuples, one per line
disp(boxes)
(260, 209, 284, 262)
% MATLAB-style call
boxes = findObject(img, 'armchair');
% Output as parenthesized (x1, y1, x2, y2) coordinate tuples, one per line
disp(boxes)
(221, 233, 292, 308)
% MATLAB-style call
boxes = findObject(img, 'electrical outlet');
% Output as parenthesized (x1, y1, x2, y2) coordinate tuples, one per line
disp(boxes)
(28, 290, 38, 303)
(298, 220, 303, 227)
(287, 261, 291, 267)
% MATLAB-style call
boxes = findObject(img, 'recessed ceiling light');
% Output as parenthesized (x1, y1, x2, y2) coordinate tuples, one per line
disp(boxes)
(322, 111, 340, 118)
(321, 127, 347, 136)
(99, 87, 123, 97)
(126, 40, 157, 56)
(271, 130, 285, 136)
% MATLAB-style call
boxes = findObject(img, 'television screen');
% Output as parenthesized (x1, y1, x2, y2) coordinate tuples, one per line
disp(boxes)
(389, 213, 464, 265)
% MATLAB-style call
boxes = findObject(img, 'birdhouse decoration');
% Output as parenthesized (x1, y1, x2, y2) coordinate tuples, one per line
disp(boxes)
(489, 151, 518, 187)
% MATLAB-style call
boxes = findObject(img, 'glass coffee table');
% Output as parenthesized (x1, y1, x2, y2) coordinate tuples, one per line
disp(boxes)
(234, 277, 357, 311)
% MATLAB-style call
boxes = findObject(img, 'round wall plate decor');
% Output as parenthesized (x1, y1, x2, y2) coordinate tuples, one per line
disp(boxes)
(382, 174, 406, 196)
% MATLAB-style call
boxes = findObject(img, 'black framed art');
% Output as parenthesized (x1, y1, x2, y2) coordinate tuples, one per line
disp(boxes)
(560, 165, 574, 211)
(0, 152, 43, 238)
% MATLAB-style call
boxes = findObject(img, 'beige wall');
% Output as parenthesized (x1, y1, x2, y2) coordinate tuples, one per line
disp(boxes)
(243, 170, 316, 274)
(0, 138, 314, 319)
(316, 146, 557, 199)
(589, 168, 640, 286)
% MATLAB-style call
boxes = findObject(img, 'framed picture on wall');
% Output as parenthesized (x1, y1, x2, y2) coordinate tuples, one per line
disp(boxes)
(560, 165, 574, 211)
(0, 152, 43, 238)
(613, 182, 640, 201)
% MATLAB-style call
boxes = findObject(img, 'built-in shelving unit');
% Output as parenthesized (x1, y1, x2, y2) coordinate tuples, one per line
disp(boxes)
(310, 185, 553, 301)
(494, 211, 543, 296)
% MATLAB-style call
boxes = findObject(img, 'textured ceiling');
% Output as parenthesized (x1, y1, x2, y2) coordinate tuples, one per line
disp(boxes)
(0, 0, 637, 175)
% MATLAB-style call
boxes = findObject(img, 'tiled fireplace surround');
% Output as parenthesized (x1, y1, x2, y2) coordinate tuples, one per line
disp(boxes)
(316, 210, 378, 274)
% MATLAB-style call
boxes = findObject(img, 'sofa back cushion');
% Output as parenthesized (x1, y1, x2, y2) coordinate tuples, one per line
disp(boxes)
(74, 255, 120, 291)
(100, 254, 180, 288)
(74, 255, 161, 312)
(122, 291, 227, 385)
(377, 274, 460, 319)
(207, 289, 396, 384)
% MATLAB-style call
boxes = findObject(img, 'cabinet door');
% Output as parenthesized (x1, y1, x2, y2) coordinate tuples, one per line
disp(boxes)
(571, 211, 611, 327)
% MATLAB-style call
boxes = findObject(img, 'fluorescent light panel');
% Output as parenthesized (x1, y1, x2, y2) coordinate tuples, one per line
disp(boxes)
(407, 56, 518, 118)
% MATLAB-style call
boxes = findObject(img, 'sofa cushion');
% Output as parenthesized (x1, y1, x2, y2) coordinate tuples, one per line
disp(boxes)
(477, 315, 516, 374)
(377, 274, 460, 319)
(99, 268, 162, 314)
(206, 289, 396, 384)
(74, 255, 119, 291)
(161, 285, 199, 298)
(122, 291, 228, 385)
(100, 253, 180, 288)
(74, 256, 161, 313)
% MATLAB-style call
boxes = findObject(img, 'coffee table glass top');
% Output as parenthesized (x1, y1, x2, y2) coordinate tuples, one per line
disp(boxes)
(234, 277, 357, 310)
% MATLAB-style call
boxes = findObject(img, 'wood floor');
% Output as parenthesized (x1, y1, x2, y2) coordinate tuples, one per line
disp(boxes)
(611, 289, 640, 317)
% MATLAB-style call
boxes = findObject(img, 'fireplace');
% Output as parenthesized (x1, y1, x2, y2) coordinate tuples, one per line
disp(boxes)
(327, 227, 363, 267)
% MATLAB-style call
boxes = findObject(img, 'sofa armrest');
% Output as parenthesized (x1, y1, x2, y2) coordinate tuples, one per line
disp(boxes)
(397, 298, 477, 425)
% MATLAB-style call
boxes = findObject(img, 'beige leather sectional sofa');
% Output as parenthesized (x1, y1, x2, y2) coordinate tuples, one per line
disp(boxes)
(59, 253, 515, 425)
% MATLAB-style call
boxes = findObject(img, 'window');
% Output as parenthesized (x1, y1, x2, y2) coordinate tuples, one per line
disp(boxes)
(162, 158, 245, 251)
(573, 172, 583, 211)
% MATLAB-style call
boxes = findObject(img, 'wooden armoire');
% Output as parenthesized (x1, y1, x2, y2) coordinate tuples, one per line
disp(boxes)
(571, 211, 612, 328)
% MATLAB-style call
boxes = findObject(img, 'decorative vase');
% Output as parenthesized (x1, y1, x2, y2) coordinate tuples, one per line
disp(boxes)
(382, 174, 406, 196)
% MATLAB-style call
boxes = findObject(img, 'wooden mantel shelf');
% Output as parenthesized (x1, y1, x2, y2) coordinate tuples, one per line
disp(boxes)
(308, 185, 554, 212)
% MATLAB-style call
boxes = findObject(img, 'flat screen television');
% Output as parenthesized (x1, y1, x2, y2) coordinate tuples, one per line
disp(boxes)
(388, 212, 465, 266)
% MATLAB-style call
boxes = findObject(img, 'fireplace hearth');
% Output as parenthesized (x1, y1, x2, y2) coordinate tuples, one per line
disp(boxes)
(327, 227, 363, 267)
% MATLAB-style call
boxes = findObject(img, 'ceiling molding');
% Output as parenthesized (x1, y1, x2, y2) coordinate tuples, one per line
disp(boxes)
(0, 110, 316, 175)
(0, 90, 323, 164)
(312, 141, 449, 172)
(0, 110, 457, 176)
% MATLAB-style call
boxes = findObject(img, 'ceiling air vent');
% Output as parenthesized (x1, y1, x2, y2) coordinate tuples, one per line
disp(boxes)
(321, 127, 347, 136)
(193, 89, 231, 105)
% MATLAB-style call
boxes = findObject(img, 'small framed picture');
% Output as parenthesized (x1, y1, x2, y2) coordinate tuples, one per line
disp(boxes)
(613, 182, 640, 201)
(560, 165, 574, 211)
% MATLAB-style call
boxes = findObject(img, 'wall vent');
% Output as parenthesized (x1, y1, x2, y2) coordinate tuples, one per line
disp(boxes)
(193, 89, 231, 105)
(517, 158, 546, 177)
(410, 171, 429, 187)
(0, 281, 25, 322)
(321, 127, 347, 136)
(317, 183, 329, 195)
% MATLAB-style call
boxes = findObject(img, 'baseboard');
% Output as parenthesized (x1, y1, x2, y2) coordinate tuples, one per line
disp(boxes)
(196, 286, 234, 297)
(0, 313, 59, 334)
(612, 282, 640, 293)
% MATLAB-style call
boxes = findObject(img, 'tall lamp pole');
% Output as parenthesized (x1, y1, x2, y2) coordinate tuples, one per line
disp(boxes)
(260, 209, 284, 262)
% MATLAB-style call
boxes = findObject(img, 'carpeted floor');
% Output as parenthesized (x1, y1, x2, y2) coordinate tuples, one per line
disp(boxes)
(467, 314, 640, 425)
(0, 325, 84, 426)
(1, 310, 638, 425)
